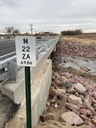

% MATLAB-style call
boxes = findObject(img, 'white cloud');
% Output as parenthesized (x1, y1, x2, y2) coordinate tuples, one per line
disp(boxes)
(0, 0, 96, 33)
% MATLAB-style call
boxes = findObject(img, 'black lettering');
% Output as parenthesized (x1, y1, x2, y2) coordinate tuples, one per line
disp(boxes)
(22, 54, 26, 59)
(26, 54, 31, 59)
(22, 46, 30, 52)
(26, 46, 30, 52)
(21, 61, 32, 65)
(21, 61, 23, 64)
(22, 46, 26, 52)
(27, 61, 32, 65)
(22, 54, 31, 59)
(30, 61, 32, 65)
(23, 38, 28, 44)
(24, 61, 26, 64)
(27, 61, 29, 64)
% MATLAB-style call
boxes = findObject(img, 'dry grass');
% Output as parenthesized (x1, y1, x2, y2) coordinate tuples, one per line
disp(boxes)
(61, 34, 96, 44)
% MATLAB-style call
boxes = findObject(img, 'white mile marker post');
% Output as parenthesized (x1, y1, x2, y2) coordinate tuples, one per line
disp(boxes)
(15, 36, 36, 128)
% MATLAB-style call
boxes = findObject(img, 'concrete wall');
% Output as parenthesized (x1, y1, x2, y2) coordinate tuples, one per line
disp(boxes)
(4, 59, 52, 127)
(31, 59, 52, 126)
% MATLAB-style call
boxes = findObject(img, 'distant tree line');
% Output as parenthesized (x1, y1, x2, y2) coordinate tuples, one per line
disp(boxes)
(61, 29, 82, 35)
(34, 32, 58, 36)
(5, 26, 20, 35)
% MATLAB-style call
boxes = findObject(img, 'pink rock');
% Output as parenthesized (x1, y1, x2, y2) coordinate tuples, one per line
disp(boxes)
(65, 103, 80, 112)
(91, 118, 96, 126)
(79, 109, 92, 117)
(57, 88, 66, 94)
(68, 94, 82, 107)
(49, 87, 57, 96)
(61, 76, 67, 83)
(53, 71, 60, 80)
(94, 116, 96, 119)
(93, 91, 96, 100)
(88, 122, 96, 128)
(54, 79, 61, 85)
(54, 103, 58, 109)
(80, 115, 89, 125)
(84, 94, 93, 108)
(62, 72, 72, 79)
(60, 111, 84, 125)
(73, 82, 87, 94)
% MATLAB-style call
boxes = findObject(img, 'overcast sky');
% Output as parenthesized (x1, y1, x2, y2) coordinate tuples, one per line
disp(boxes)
(0, 0, 96, 33)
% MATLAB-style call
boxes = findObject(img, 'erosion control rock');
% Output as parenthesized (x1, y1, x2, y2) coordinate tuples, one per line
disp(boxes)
(68, 94, 82, 107)
(60, 111, 84, 126)
(73, 82, 87, 94)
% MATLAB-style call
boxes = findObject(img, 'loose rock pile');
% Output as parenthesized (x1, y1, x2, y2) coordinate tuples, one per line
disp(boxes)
(40, 71, 96, 127)
(35, 39, 96, 128)
(57, 41, 96, 58)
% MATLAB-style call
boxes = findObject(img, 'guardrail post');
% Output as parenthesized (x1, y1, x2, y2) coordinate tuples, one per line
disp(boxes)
(7, 60, 18, 81)
(43, 44, 47, 51)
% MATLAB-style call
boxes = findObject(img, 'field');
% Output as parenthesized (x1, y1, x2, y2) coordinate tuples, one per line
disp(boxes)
(61, 33, 96, 44)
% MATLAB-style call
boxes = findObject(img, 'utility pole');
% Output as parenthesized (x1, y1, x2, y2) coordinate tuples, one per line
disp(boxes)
(29, 24, 33, 35)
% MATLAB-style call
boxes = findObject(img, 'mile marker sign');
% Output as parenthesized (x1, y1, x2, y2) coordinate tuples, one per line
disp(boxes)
(15, 36, 36, 128)
(15, 36, 36, 67)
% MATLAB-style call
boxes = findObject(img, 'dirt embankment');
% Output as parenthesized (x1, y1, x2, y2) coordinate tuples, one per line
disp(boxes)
(35, 37, 96, 128)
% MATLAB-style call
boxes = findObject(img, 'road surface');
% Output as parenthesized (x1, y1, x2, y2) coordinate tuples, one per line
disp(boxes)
(0, 40, 15, 57)
(0, 37, 53, 61)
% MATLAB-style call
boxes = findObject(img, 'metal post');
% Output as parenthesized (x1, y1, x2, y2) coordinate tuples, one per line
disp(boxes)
(25, 67, 32, 128)
(7, 60, 18, 81)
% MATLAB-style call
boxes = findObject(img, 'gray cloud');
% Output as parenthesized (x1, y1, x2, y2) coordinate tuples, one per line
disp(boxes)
(0, 0, 96, 33)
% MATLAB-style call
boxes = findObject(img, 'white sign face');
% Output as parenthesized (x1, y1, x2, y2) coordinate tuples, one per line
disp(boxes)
(15, 36, 36, 67)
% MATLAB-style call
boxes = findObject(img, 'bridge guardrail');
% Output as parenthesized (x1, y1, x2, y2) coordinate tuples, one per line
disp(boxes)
(0, 36, 60, 81)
